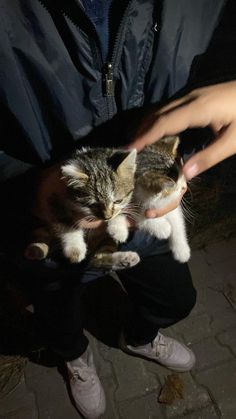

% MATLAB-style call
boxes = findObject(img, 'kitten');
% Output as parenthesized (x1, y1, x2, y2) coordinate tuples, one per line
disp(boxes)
(108, 136, 191, 263)
(25, 137, 190, 267)
(24, 147, 140, 270)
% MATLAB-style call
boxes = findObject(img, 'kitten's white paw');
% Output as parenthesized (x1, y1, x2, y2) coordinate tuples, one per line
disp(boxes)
(64, 242, 87, 263)
(172, 244, 191, 263)
(154, 222, 171, 239)
(141, 219, 171, 239)
(112, 251, 140, 270)
(107, 223, 129, 243)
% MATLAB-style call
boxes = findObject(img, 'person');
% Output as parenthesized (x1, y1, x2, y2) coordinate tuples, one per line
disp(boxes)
(0, 1, 236, 418)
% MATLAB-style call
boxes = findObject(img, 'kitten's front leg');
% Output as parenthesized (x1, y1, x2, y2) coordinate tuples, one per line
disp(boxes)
(167, 207, 191, 263)
(107, 214, 129, 243)
(92, 251, 140, 270)
(61, 229, 87, 263)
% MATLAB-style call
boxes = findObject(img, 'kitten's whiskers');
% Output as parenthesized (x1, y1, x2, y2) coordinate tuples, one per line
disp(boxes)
(181, 196, 195, 224)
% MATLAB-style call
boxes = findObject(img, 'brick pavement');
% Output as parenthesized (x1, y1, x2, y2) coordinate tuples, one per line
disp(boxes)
(1, 237, 236, 419)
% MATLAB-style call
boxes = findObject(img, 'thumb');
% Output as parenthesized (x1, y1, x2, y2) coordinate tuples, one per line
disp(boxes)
(183, 124, 236, 180)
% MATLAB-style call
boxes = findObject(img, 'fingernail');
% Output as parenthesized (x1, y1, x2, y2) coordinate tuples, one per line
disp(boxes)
(184, 163, 199, 180)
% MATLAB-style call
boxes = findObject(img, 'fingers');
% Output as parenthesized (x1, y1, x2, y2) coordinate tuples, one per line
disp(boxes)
(126, 217, 136, 229)
(183, 123, 236, 180)
(156, 95, 194, 115)
(145, 199, 179, 218)
(145, 187, 187, 218)
(79, 219, 104, 229)
(131, 98, 210, 151)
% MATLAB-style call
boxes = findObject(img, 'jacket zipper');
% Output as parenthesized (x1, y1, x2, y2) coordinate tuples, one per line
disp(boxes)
(103, 62, 114, 97)
(104, 0, 133, 95)
(38, 0, 132, 118)
(102, 0, 133, 119)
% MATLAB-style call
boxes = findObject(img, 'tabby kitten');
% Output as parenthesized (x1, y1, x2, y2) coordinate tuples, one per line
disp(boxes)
(109, 136, 191, 263)
(25, 147, 140, 270)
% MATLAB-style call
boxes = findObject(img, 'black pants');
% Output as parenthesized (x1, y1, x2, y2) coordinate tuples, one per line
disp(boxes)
(31, 248, 196, 361)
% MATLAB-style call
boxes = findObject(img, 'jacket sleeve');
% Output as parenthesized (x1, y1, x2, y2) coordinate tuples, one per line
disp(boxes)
(0, 110, 34, 182)
(0, 151, 33, 182)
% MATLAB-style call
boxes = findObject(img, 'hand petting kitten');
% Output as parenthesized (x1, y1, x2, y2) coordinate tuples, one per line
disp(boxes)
(131, 81, 236, 181)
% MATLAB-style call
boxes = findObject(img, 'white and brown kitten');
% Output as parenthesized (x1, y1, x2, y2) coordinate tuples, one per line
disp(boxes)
(25, 147, 140, 270)
(109, 137, 191, 263)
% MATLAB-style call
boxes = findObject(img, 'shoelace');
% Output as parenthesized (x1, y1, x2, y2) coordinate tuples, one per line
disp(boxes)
(69, 358, 94, 382)
(71, 369, 96, 385)
(152, 334, 174, 359)
(72, 370, 88, 382)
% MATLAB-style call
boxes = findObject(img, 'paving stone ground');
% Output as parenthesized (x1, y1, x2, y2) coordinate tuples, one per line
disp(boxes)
(1, 237, 236, 419)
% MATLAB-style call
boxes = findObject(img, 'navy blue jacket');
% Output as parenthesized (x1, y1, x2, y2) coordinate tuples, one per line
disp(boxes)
(1, 0, 236, 179)
(0, 0, 236, 277)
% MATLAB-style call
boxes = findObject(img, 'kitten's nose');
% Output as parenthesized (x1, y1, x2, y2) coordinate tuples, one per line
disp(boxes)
(103, 210, 113, 220)
(103, 203, 115, 220)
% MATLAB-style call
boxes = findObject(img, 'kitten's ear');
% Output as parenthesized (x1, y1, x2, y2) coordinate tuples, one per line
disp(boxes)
(61, 163, 89, 187)
(156, 136, 180, 157)
(116, 149, 137, 176)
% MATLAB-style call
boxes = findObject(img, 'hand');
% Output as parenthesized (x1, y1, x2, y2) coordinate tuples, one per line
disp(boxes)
(80, 217, 137, 229)
(80, 217, 136, 229)
(79, 195, 188, 227)
(79, 219, 104, 229)
(144, 185, 187, 218)
(131, 81, 236, 180)
(80, 217, 137, 232)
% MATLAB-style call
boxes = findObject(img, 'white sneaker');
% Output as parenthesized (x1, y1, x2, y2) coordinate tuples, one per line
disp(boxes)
(67, 346, 106, 419)
(120, 332, 195, 372)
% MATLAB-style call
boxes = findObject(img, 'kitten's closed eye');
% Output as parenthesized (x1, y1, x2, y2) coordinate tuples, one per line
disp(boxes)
(114, 189, 134, 206)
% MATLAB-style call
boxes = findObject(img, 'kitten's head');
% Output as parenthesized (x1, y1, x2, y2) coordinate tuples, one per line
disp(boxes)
(61, 147, 137, 221)
(137, 136, 186, 200)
